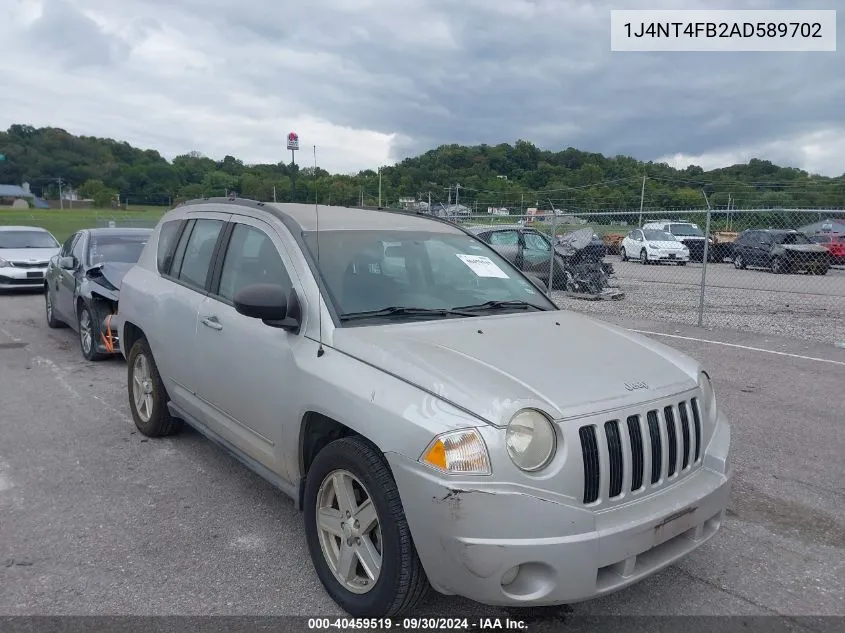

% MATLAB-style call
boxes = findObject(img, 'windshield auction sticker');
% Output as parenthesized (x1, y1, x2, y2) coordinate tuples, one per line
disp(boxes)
(610, 9, 836, 52)
(456, 254, 509, 278)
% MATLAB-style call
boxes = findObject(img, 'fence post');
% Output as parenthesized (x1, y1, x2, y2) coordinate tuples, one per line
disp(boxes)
(697, 203, 713, 328)
(548, 209, 558, 287)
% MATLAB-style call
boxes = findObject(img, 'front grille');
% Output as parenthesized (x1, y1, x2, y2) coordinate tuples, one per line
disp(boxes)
(579, 397, 703, 505)
(10, 261, 48, 269)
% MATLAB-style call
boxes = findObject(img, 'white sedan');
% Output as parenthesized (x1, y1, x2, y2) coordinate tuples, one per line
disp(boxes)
(620, 228, 690, 265)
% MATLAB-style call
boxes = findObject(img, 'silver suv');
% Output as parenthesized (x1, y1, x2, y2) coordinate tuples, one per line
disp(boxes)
(114, 198, 732, 617)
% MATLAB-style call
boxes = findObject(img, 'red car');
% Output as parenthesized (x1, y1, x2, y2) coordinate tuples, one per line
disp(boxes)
(809, 233, 845, 265)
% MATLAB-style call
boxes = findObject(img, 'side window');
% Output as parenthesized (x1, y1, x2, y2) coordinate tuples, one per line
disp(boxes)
(488, 230, 519, 246)
(217, 224, 292, 302)
(156, 220, 184, 274)
(760, 233, 773, 245)
(71, 233, 86, 263)
(175, 219, 224, 290)
(60, 233, 77, 257)
(523, 232, 551, 252)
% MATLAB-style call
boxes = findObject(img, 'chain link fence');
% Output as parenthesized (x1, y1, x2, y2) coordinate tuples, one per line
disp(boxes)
(3, 203, 843, 344)
(434, 208, 845, 344)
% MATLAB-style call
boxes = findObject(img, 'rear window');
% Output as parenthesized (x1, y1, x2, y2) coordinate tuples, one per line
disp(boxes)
(157, 220, 184, 274)
(668, 223, 704, 237)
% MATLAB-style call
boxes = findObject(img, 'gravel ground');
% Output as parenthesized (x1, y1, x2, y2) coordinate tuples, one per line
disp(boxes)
(1, 290, 844, 627)
(553, 259, 845, 345)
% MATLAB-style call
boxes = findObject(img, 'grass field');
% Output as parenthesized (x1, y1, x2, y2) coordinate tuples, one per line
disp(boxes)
(0, 207, 167, 242)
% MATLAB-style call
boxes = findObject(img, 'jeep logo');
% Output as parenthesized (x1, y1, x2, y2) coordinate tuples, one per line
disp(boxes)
(625, 381, 649, 391)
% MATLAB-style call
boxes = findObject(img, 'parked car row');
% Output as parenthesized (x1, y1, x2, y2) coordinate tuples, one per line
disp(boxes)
(2, 200, 734, 619)
(612, 222, 839, 275)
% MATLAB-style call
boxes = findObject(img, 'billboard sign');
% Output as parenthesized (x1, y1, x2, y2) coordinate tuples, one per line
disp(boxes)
(286, 131, 299, 151)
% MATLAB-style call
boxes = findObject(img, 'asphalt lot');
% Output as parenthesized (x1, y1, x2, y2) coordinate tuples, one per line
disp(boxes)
(1, 289, 844, 624)
(558, 258, 845, 345)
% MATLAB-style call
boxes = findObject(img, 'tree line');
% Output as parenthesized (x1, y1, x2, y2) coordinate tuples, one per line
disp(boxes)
(1, 124, 844, 211)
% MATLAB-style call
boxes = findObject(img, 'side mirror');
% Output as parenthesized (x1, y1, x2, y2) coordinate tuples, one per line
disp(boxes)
(59, 256, 77, 270)
(233, 283, 301, 332)
(523, 272, 548, 294)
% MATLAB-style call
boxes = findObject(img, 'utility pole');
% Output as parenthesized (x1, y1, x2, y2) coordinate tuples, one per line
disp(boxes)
(273, 185, 277, 203)
(520, 192, 524, 218)
(378, 167, 382, 208)
(428, 191, 431, 212)
(57, 177, 64, 210)
(638, 175, 646, 227)
(455, 183, 461, 208)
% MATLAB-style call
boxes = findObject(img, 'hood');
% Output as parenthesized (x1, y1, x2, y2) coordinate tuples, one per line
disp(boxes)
(0, 247, 59, 263)
(86, 261, 134, 291)
(781, 244, 828, 254)
(332, 310, 700, 426)
(646, 240, 686, 249)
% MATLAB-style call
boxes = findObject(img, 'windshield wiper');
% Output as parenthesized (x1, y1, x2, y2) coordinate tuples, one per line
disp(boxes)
(452, 299, 548, 312)
(339, 306, 477, 322)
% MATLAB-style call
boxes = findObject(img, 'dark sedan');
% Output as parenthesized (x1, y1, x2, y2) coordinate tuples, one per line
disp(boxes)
(44, 228, 152, 360)
(732, 228, 830, 275)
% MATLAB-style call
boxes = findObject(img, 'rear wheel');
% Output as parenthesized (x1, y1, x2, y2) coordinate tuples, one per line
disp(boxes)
(771, 257, 787, 274)
(733, 254, 746, 270)
(304, 436, 429, 617)
(45, 288, 66, 329)
(620, 247, 628, 261)
(127, 338, 181, 437)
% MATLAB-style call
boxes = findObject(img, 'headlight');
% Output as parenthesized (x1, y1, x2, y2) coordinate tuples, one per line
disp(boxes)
(420, 428, 491, 475)
(698, 371, 717, 425)
(0, 257, 10, 268)
(505, 409, 557, 472)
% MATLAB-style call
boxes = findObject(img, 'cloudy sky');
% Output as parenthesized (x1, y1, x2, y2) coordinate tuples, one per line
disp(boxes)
(2, 0, 843, 176)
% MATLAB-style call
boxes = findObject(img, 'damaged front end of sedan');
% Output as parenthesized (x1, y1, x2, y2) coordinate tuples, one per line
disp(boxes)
(80, 262, 133, 355)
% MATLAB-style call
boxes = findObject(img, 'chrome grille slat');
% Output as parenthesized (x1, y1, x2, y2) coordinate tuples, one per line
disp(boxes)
(578, 392, 704, 505)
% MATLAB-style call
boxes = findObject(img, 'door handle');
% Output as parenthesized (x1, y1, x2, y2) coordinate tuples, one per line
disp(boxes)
(201, 316, 223, 330)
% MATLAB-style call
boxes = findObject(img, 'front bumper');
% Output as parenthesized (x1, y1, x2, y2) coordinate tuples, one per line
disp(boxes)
(388, 416, 732, 608)
(648, 250, 689, 263)
(0, 265, 48, 288)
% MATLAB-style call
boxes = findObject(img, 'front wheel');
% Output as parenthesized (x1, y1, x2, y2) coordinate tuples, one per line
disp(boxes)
(620, 247, 627, 261)
(640, 249, 649, 264)
(734, 254, 746, 270)
(771, 257, 787, 274)
(78, 304, 107, 361)
(304, 436, 429, 617)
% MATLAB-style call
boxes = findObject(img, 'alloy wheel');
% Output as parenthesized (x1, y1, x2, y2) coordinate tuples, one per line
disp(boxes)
(316, 469, 383, 595)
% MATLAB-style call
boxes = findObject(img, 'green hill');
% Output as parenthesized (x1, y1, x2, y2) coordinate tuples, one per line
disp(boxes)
(1, 124, 843, 211)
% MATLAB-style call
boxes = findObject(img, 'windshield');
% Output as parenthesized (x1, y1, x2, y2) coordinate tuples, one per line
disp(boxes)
(0, 230, 59, 249)
(668, 223, 704, 237)
(643, 229, 677, 242)
(87, 233, 150, 266)
(775, 232, 811, 245)
(302, 229, 556, 323)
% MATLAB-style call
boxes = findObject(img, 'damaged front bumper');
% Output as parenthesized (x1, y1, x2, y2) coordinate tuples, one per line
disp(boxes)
(386, 416, 732, 608)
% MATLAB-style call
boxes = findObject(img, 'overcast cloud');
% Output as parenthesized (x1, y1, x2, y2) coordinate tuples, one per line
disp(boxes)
(1, 0, 843, 175)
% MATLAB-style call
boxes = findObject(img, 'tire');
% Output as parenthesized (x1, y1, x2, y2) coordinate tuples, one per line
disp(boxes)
(771, 257, 787, 274)
(814, 266, 829, 276)
(45, 288, 66, 329)
(677, 261, 687, 266)
(127, 338, 181, 437)
(640, 249, 649, 264)
(304, 436, 429, 617)
(78, 303, 107, 361)
(620, 247, 627, 261)
(734, 254, 746, 270)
